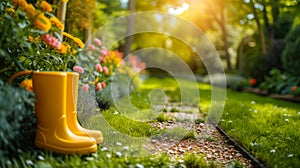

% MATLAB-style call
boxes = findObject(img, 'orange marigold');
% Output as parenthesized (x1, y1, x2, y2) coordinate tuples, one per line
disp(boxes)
(28, 36, 34, 42)
(72, 37, 85, 48)
(20, 79, 33, 92)
(33, 13, 52, 32)
(12, 0, 28, 9)
(291, 86, 297, 91)
(57, 43, 67, 54)
(37, 1, 52, 13)
(50, 17, 64, 30)
(62, 32, 74, 39)
(24, 4, 36, 19)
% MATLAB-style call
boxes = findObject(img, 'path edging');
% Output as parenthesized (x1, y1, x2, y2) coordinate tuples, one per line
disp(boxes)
(215, 124, 266, 168)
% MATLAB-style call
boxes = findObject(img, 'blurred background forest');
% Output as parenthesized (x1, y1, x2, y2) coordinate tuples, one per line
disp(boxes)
(62, 0, 300, 94)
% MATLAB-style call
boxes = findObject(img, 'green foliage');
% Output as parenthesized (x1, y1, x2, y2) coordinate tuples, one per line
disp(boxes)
(183, 153, 215, 168)
(155, 113, 174, 122)
(0, 1, 76, 81)
(282, 24, 300, 76)
(194, 118, 205, 124)
(218, 88, 300, 167)
(259, 68, 300, 95)
(0, 79, 36, 160)
(182, 130, 196, 140)
(238, 35, 269, 82)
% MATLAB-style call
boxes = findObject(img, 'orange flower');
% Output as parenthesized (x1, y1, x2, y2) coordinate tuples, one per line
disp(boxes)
(72, 37, 85, 48)
(50, 17, 64, 30)
(57, 43, 67, 54)
(291, 86, 297, 91)
(24, 4, 36, 19)
(12, 0, 28, 9)
(20, 79, 33, 92)
(33, 13, 52, 32)
(28, 36, 34, 43)
(37, 1, 52, 12)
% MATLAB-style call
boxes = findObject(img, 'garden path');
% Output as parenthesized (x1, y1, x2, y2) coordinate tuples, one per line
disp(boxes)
(148, 102, 253, 167)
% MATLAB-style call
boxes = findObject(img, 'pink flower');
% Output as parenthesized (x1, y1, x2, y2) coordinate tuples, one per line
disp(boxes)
(95, 63, 103, 72)
(96, 83, 102, 91)
(41, 34, 61, 49)
(94, 38, 102, 46)
(100, 46, 108, 56)
(140, 62, 146, 70)
(103, 66, 109, 74)
(88, 44, 95, 51)
(73, 65, 84, 74)
(83, 84, 89, 93)
(101, 82, 106, 88)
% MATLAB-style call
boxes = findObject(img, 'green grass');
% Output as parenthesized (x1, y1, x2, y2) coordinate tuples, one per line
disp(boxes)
(218, 91, 300, 167)
(3, 77, 300, 167)
(152, 77, 300, 167)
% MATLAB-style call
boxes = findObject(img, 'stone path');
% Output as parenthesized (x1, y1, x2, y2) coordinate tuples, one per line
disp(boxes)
(148, 103, 253, 167)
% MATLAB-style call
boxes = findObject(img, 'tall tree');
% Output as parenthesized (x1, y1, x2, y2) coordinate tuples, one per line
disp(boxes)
(123, 0, 135, 57)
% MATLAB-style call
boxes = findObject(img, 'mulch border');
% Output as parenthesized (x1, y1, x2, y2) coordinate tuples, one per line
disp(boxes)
(243, 88, 300, 103)
(215, 125, 266, 168)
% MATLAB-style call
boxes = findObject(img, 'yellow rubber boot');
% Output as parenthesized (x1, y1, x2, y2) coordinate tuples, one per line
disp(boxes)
(32, 71, 97, 154)
(66, 72, 103, 144)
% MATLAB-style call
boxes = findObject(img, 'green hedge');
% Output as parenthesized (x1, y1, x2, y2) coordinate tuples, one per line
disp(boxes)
(282, 24, 300, 76)
(0, 79, 36, 159)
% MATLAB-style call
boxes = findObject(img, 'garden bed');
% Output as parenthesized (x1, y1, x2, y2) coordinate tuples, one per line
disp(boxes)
(243, 87, 300, 102)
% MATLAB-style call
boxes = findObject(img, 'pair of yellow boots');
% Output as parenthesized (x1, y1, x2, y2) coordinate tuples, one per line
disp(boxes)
(10, 71, 103, 154)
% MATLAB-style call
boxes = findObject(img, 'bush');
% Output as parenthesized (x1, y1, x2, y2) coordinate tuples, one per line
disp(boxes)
(203, 74, 246, 91)
(259, 68, 300, 95)
(0, 79, 36, 159)
(282, 24, 300, 76)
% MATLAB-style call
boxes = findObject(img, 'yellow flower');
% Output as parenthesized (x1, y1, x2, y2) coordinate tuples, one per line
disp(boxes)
(57, 43, 67, 54)
(50, 17, 64, 30)
(28, 36, 34, 42)
(12, 0, 28, 9)
(62, 32, 74, 39)
(62, 0, 69, 2)
(72, 37, 85, 48)
(6, 8, 15, 14)
(20, 79, 33, 92)
(62, 32, 85, 48)
(37, 1, 53, 13)
(24, 4, 36, 19)
(33, 13, 52, 32)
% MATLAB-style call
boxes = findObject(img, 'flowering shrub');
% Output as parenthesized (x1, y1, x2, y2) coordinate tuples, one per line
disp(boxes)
(0, 0, 82, 81)
(259, 69, 300, 96)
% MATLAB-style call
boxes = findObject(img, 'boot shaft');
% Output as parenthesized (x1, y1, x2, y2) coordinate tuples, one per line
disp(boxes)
(32, 72, 67, 128)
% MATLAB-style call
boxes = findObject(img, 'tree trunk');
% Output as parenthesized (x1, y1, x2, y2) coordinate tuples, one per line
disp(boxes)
(238, 36, 252, 75)
(220, 7, 232, 71)
(250, 0, 266, 54)
(124, 0, 135, 57)
(57, 1, 67, 37)
(84, 17, 92, 46)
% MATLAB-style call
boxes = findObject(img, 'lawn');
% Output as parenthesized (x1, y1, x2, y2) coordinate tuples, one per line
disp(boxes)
(2, 77, 300, 167)
(147, 77, 300, 167)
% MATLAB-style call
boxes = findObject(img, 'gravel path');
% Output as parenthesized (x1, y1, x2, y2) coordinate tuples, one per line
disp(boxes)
(148, 103, 253, 167)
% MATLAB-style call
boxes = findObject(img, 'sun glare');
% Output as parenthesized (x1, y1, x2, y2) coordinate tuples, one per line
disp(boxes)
(168, 3, 190, 15)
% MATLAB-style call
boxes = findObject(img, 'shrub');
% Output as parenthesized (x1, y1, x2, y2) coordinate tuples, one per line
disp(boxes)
(0, 1, 82, 81)
(259, 68, 300, 95)
(282, 24, 300, 76)
(0, 79, 36, 159)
